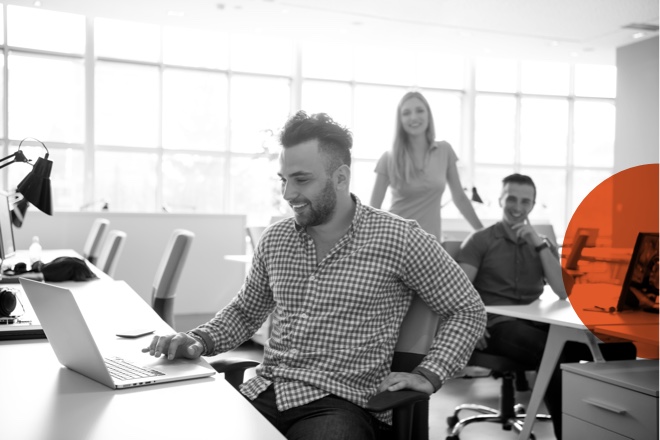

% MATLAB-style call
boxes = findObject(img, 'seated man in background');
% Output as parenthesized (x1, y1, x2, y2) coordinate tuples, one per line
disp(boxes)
(144, 111, 487, 440)
(456, 173, 636, 440)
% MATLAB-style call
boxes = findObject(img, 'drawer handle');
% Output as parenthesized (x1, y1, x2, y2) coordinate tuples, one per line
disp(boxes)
(582, 398, 627, 415)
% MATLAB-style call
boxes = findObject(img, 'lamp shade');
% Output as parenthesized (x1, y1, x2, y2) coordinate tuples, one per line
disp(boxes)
(471, 187, 484, 204)
(17, 156, 53, 215)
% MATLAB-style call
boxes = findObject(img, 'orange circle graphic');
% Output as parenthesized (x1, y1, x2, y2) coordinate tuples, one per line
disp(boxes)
(564, 163, 659, 359)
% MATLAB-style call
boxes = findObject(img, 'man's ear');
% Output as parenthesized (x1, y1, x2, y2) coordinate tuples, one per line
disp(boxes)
(335, 164, 351, 191)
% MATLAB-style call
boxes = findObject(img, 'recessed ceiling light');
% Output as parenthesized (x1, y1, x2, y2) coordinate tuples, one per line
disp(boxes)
(632, 32, 646, 39)
(33, 0, 41, 6)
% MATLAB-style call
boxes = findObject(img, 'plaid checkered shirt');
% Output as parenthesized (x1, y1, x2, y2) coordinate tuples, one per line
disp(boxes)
(192, 196, 486, 424)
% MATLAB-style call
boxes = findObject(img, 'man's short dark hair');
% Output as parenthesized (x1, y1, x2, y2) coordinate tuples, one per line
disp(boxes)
(502, 173, 536, 200)
(280, 111, 352, 174)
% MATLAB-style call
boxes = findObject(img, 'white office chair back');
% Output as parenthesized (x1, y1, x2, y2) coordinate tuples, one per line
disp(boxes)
(82, 218, 110, 265)
(246, 226, 267, 251)
(151, 229, 195, 328)
(95, 230, 127, 278)
(394, 241, 463, 355)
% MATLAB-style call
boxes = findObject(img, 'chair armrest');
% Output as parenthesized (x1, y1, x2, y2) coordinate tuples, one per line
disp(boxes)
(209, 358, 260, 390)
(365, 390, 429, 412)
(210, 358, 260, 374)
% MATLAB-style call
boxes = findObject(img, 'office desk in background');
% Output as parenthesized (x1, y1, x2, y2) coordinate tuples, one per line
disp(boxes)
(0, 278, 285, 440)
(560, 247, 633, 283)
(485, 284, 659, 440)
(0, 249, 110, 340)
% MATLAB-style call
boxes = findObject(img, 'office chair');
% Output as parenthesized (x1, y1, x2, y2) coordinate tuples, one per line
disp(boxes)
(82, 218, 110, 265)
(563, 234, 589, 282)
(94, 229, 127, 278)
(445, 352, 551, 439)
(211, 241, 465, 440)
(246, 226, 267, 252)
(151, 229, 195, 329)
(442, 243, 552, 440)
(209, 292, 438, 440)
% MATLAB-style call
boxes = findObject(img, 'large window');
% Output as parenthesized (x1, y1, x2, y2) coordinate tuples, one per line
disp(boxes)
(468, 58, 616, 233)
(0, 5, 617, 238)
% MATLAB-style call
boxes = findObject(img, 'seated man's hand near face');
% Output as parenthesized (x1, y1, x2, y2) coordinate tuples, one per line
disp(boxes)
(511, 219, 543, 246)
(142, 332, 203, 360)
(377, 372, 434, 395)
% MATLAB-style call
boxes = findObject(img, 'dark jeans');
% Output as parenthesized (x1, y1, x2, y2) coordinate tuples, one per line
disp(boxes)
(249, 386, 392, 440)
(485, 319, 636, 440)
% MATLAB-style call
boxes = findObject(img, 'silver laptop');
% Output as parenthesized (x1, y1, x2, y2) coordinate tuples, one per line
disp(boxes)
(19, 278, 215, 389)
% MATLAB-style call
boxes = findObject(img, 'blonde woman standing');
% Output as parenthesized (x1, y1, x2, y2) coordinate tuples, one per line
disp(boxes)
(370, 91, 483, 240)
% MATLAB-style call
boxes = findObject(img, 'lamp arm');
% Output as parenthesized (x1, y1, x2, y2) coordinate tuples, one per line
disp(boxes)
(0, 150, 29, 170)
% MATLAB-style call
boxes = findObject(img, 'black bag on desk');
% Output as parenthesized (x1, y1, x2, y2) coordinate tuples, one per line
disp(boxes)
(40, 257, 98, 282)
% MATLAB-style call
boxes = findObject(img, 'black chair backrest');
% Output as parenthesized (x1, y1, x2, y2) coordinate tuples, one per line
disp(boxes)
(565, 234, 589, 270)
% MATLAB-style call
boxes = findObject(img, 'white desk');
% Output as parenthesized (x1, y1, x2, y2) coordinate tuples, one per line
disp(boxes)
(225, 254, 253, 264)
(0, 249, 111, 340)
(485, 284, 659, 440)
(0, 278, 285, 440)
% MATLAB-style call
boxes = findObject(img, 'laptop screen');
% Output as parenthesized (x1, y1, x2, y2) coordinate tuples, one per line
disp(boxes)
(616, 232, 659, 312)
(0, 192, 16, 260)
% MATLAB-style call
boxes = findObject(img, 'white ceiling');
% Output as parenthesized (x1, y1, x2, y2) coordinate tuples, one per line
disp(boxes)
(5, 0, 659, 64)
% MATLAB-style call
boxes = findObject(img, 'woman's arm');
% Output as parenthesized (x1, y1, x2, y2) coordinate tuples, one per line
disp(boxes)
(446, 161, 483, 230)
(370, 172, 390, 209)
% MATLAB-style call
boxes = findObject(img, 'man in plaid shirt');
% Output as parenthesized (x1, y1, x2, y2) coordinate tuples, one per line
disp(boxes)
(144, 111, 486, 439)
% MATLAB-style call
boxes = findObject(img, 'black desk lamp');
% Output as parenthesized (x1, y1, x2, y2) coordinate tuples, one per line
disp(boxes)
(0, 138, 53, 216)
(471, 187, 484, 204)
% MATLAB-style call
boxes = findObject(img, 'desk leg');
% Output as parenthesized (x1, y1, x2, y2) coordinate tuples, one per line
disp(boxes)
(584, 331, 605, 362)
(517, 326, 603, 440)
(517, 325, 565, 440)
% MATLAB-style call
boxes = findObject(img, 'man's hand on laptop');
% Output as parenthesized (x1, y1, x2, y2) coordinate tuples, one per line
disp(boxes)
(142, 332, 203, 360)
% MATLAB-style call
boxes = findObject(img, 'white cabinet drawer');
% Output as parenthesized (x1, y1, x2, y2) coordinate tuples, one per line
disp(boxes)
(563, 414, 631, 440)
(563, 371, 658, 440)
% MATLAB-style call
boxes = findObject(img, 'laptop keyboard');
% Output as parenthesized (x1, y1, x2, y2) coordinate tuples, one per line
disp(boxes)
(105, 356, 165, 381)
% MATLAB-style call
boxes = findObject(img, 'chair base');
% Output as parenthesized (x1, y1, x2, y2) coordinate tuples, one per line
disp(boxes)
(446, 403, 551, 440)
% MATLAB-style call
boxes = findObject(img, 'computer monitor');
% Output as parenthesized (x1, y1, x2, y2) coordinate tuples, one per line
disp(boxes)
(573, 227, 599, 247)
(0, 192, 16, 261)
(616, 232, 659, 312)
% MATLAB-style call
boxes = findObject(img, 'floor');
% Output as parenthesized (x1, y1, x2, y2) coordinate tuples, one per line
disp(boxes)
(177, 315, 556, 440)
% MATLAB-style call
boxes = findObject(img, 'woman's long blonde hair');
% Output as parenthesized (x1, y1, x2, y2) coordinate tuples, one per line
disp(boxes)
(388, 91, 436, 187)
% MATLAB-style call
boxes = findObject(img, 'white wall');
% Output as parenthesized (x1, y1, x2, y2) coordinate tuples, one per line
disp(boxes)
(614, 36, 659, 172)
(611, 36, 659, 247)
(13, 211, 247, 316)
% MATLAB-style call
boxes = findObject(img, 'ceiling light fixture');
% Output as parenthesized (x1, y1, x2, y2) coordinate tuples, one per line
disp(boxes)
(632, 32, 646, 39)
